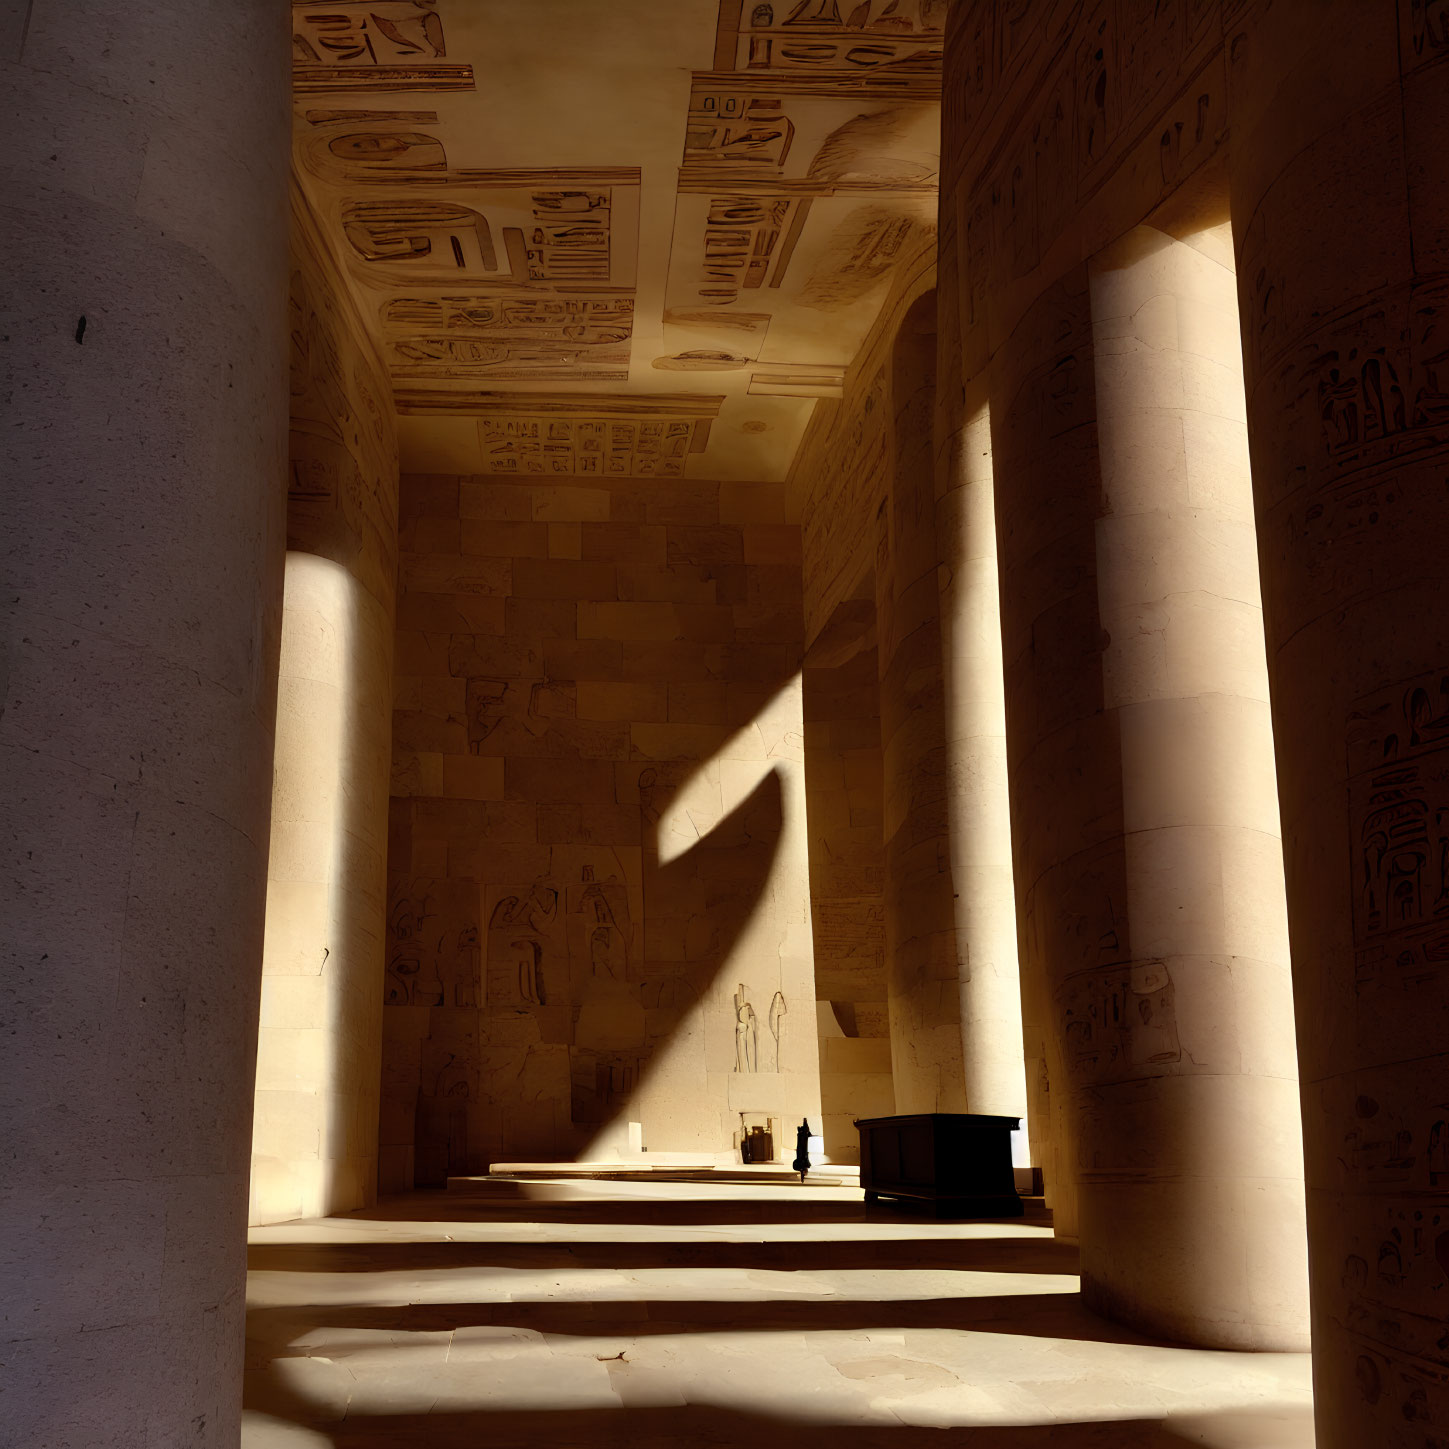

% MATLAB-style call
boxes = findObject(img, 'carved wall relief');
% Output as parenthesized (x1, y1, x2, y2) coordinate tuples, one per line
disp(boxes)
(388, 878, 481, 1009)
(383, 294, 635, 382)
(288, 1, 946, 483)
(799, 206, 918, 307)
(734, 983, 760, 1071)
(715, 0, 946, 76)
(686, 88, 797, 175)
(699, 195, 798, 302)
(340, 186, 628, 288)
(479, 418, 698, 478)
(291, 0, 474, 92)
(1058, 963, 1181, 1081)
(344, 199, 498, 271)
(768, 990, 787, 1070)
(1350, 673, 1449, 993)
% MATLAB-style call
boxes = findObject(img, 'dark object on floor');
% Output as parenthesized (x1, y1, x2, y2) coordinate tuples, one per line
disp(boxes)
(741, 1125, 775, 1163)
(857, 1113, 1024, 1217)
(792, 1119, 812, 1182)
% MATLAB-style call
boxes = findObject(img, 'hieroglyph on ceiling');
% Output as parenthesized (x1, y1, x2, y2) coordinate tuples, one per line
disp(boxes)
(289, 0, 941, 477)
(292, 0, 475, 91)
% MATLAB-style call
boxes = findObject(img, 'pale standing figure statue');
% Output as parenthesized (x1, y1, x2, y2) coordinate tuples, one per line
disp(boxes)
(734, 983, 757, 1073)
(768, 991, 786, 1071)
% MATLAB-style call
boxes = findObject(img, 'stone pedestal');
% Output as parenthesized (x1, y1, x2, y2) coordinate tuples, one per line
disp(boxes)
(1230, 3, 1449, 1434)
(0, 4, 289, 1444)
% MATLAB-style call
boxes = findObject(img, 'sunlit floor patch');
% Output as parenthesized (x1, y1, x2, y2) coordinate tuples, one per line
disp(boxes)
(243, 1178, 1313, 1448)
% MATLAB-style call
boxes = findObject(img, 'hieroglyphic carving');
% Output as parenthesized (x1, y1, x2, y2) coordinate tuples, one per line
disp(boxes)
(800, 358, 889, 628)
(1244, 281, 1449, 531)
(571, 864, 631, 982)
(344, 199, 497, 270)
(653, 350, 754, 371)
(734, 983, 759, 1071)
(293, 0, 446, 65)
(1075, 5, 1114, 175)
(287, 197, 397, 577)
(1058, 964, 1181, 1079)
(387, 879, 481, 1007)
(291, 0, 474, 92)
(679, 74, 940, 193)
(1350, 672, 1449, 991)
(341, 189, 620, 283)
(479, 417, 699, 478)
(383, 294, 634, 381)
(394, 389, 724, 423)
(655, 308, 771, 371)
(798, 206, 918, 307)
(1117, 0, 1183, 129)
(699, 196, 797, 302)
(1402, 0, 1449, 66)
(685, 87, 796, 175)
(716, 0, 946, 75)
(328, 128, 448, 172)
(487, 882, 561, 1006)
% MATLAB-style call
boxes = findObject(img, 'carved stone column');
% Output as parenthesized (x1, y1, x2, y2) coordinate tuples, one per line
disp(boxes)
(0, 5, 288, 1444)
(1230, 3, 1449, 1436)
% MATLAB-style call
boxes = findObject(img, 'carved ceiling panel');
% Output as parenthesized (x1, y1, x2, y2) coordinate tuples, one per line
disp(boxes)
(290, 0, 940, 480)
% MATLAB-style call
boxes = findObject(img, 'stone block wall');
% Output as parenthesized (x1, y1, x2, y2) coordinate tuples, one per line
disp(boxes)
(381, 472, 822, 1187)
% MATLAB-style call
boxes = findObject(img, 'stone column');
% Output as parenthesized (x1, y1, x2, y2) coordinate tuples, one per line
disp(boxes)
(993, 235, 1309, 1348)
(1229, 4, 1449, 1436)
(877, 293, 967, 1114)
(1086, 221, 1308, 1348)
(249, 201, 398, 1226)
(0, 5, 288, 1446)
(934, 278, 1031, 1138)
(991, 272, 1104, 1252)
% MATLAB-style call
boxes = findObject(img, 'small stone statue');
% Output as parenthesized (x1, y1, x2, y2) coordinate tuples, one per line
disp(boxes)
(792, 1118, 812, 1183)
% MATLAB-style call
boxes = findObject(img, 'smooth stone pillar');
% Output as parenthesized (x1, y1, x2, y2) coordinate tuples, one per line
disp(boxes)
(249, 201, 399, 1226)
(250, 552, 393, 1223)
(1230, 4, 1449, 1437)
(934, 289, 1031, 1135)
(0, 4, 288, 1445)
(991, 272, 1103, 1250)
(877, 293, 967, 1113)
(1085, 221, 1308, 1348)
(993, 239, 1309, 1348)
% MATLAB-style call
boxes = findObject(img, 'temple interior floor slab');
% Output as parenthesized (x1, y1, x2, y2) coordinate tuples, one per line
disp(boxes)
(243, 1178, 1313, 1447)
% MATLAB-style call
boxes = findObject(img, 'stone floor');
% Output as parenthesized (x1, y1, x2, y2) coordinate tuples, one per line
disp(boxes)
(243, 1177, 1314, 1448)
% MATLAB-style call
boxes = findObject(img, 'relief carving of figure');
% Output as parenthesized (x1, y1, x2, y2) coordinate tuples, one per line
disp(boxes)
(734, 983, 758, 1073)
(768, 991, 787, 1072)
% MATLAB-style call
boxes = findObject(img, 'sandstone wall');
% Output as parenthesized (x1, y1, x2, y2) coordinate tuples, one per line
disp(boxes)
(382, 473, 821, 1184)
(803, 635, 893, 1163)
